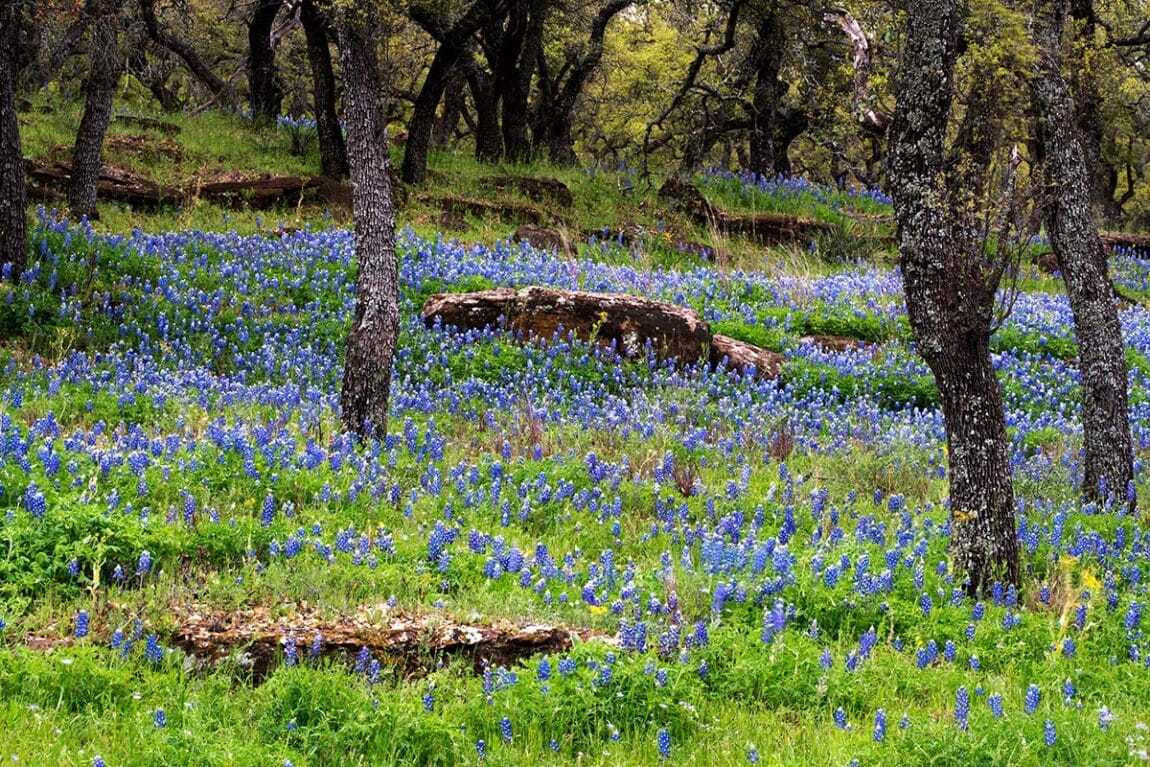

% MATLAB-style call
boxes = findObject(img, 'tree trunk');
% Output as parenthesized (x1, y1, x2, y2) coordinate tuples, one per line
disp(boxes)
(335, 3, 401, 440)
(1067, 0, 1122, 224)
(467, 65, 503, 162)
(402, 0, 509, 183)
(532, 0, 632, 166)
(403, 47, 465, 183)
(248, 0, 285, 123)
(301, 0, 348, 179)
(488, 0, 546, 163)
(432, 69, 467, 149)
(0, 0, 27, 278)
(1031, 0, 1134, 508)
(748, 10, 803, 176)
(888, 0, 1019, 591)
(68, 1, 123, 220)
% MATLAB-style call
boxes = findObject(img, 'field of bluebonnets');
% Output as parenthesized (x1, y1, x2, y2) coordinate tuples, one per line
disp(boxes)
(6, 162, 1150, 766)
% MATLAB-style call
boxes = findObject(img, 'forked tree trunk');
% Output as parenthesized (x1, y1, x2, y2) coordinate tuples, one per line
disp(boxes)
(888, 0, 1019, 591)
(0, 0, 27, 277)
(500, 0, 547, 162)
(301, 0, 348, 179)
(1031, 0, 1135, 508)
(69, 0, 123, 220)
(248, 0, 285, 123)
(335, 3, 401, 439)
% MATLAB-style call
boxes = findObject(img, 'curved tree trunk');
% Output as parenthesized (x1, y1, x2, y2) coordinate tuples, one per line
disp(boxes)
(68, 1, 124, 220)
(1, 0, 27, 278)
(248, 0, 285, 123)
(501, 0, 547, 162)
(1032, 0, 1135, 508)
(889, 0, 1019, 591)
(301, 0, 348, 179)
(336, 3, 400, 439)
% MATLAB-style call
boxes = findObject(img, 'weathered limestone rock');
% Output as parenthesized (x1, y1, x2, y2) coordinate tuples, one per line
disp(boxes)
(710, 334, 784, 379)
(423, 286, 712, 363)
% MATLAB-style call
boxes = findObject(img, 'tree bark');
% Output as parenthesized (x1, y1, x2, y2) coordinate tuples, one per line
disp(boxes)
(1, 0, 27, 278)
(1031, 0, 1135, 508)
(335, 2, 401, 440)
(888, 0, 1019, 591)
(301, 0, 348, 179)
(248, 0, 286, 123)
(68, 0, 124, 220)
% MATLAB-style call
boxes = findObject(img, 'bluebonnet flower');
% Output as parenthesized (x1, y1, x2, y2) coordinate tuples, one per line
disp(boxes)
(1044, 719, 1056, 747)
(1099, 706, 1113, 730)
(500, 716, 512, 744)
(145, 634, 163, 664)
(833, 707, 849, 730)
(75, 610, 89, 639)
(284, 634, 298, 667)
(954, 687, 969, 730)
(899, 714, 911, 729)
(873, 709, 886, 742)
(154, 709, 167, 728)
(988, 693, 1004, 718)
(422, 686, 434, 712)
(136, 550, 152, 576)
(1025, 684, 1041, 714)
(1062, 638, 1076, 658)
(747, 747, 760, 763)
(657, 728, 671, 759)
(476, 739, 487, 759)
(820, 647, 833, 670)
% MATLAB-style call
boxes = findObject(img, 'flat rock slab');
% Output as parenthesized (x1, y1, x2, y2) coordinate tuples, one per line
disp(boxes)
(710, 334, 784, 379)
(423, 287, 712, 363)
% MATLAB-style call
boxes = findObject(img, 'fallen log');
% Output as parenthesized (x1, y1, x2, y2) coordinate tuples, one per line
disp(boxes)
(423, 286, 712, 364)
(1102, 232, 1150, 251)
(171, 607, 587, 676)
(25, 160, 182, 209)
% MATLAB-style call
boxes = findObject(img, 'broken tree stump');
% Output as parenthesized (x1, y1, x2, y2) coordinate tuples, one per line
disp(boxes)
(423, 286, 712, 363)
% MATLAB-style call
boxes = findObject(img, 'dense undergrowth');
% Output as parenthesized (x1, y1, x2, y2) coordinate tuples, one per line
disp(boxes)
(5, 104, 1150, 766)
